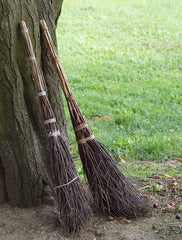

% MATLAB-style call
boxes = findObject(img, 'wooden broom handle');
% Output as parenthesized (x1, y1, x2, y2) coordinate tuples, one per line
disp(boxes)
(40, 20, 73, 101)
(20, 21, 45, 93)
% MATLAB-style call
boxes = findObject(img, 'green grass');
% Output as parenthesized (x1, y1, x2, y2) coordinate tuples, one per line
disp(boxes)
(57, 0, 182, 161)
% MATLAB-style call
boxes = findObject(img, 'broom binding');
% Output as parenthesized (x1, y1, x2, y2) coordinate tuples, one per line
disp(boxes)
(48, 130, 61, 137)
(77, 135, 95, 144)
(66, 94, 74, 102)
(38, 91, 46, 96)
(21, 28, 28, 34)
(44, 118, 56, 125)
(28, 55, 36, 61)
(74, 122, 88, 132)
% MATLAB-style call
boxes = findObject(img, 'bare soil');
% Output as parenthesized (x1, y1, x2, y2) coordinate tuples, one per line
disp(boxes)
(0, 164, 181, 240)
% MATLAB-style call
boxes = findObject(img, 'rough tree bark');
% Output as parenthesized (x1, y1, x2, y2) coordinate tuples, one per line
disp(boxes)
(0, 0, 67, 207)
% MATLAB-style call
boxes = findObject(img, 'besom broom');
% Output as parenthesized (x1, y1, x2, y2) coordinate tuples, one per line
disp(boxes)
(20, 21, 91, 234)
(40, 20, 151, 218)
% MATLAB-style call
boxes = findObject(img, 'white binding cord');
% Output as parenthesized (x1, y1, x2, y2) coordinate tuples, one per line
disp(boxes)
(55, 176, 79, 189)
(38, 91, 46, 97)
(21, 28, 28, 34)
(44, 118, 56, 125)
(48, 130, 60, 137)
(28, 55, 35, 61)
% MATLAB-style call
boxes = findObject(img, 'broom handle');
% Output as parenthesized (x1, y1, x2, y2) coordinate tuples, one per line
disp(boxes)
(39, 20, 73, 101)
(20, 21, 45, 93)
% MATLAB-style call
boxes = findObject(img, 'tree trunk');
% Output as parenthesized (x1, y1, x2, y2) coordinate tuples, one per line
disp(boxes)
(0, 0, 67, 207)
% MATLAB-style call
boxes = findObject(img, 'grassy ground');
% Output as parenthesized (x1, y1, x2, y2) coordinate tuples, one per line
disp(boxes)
(56, 0, 182, 168)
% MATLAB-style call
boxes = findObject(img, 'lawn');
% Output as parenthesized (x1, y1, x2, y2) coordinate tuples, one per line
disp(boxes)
(56, 0, 182, 164)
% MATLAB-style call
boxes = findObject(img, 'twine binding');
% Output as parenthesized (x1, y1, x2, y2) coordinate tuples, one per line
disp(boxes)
(66, 94, 74, 102)
(41, 25, 48, 32)
(48, 130, 60, 137)
(55, 176, 79, 189)
(74, 122, 88, 132)
(44, 118, 56, 125)
(21, 28, 28, 34)
(28, 55, 35, 61)
(38, 91, 46, 97)
(77, 135, 95, 144)
(55, 57, 60, 65)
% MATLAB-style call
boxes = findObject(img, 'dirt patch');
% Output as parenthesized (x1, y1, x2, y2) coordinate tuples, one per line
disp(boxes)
(0, 172, 181, 240)
(0, 203, 181, 240)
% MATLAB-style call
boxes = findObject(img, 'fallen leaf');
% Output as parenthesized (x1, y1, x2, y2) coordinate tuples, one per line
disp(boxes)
(139, 185, 151, 190)
(168, 129, 175, 132)
(96, 117, 101, 122)
(122, 219, 131, 223)
(104, 115, 113, 121)
(163, 174, 175, 180)
(162, 205, 175, 213)
(156, 186, 163, 191)
(117, 158, 126, 164)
